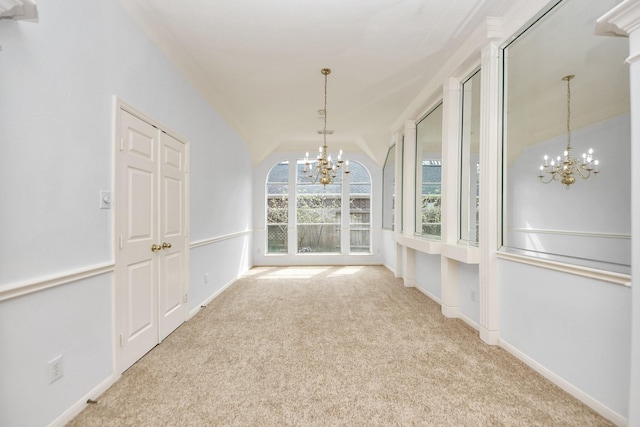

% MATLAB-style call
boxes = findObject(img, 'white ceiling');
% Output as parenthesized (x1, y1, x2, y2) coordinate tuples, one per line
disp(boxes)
(119, 0, 514, 165)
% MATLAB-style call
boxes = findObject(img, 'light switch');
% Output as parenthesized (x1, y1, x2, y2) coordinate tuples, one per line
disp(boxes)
(100, 190, 111, 209)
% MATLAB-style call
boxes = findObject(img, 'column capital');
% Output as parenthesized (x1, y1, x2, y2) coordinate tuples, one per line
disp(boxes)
(596, 0, 640, 37)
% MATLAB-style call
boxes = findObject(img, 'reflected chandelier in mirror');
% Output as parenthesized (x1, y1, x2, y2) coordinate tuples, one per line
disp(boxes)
(538, 74, 600, 188)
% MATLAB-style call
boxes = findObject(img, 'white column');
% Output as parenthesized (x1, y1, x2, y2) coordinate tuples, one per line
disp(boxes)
(478, 41, 501, 345)
(402, 120, 416, 237)
(288, 155, 297, 255)
(440, 78, 461, 317)
(341, 164, 350, 254)
(400, 121, 417, 283)
(596, 2, 640, 425)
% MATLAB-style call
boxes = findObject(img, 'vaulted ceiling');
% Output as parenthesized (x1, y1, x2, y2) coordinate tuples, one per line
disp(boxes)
(119, 0, 515, 165)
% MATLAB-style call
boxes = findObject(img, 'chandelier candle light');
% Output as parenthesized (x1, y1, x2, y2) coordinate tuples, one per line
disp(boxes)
(303, 68, 349, 186)
(538, 74, 599, 188)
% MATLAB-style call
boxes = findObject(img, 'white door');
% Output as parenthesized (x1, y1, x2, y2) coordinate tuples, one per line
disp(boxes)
(116, 107, 187, 373)
(158, 132, 187, 340)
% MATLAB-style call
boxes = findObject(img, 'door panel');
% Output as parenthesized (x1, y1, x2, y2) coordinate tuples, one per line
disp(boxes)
(128, 169, 153, 240)
(127, 260, 154, 337)
(163, 176, 182, 236)
(161, 251, 183, 315)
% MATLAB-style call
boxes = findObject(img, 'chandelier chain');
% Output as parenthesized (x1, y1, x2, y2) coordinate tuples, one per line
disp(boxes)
(566, 75, 571, 150)
(303, 68, 349, 186)
(323, 70, 328, 148)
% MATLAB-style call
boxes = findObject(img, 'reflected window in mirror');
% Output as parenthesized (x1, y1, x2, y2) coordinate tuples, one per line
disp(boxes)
(382, 144, 396, 231)
(501, 0, 630, 274)
(400, 136, 404, 233)
(460, 69, 481, 246)
(416, 103, 443, 238)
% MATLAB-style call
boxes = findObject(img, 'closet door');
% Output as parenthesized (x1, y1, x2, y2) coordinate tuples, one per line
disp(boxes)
(116, 108, 187, 373)
(158, 132, 187, 341)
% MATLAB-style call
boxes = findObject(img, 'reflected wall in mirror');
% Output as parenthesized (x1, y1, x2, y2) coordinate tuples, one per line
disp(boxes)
(416, 102, 443, 238)
(382, 143, 396, 230)
(460, 69, 481, 245)
(502, 0, 630, 273)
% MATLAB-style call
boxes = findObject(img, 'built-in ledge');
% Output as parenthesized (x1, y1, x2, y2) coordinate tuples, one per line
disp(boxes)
(442, 243, 480, 264)
(395, 234, 442, 254)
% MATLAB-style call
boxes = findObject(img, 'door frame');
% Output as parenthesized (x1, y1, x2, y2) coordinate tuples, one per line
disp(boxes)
(112, 96, 190, 377)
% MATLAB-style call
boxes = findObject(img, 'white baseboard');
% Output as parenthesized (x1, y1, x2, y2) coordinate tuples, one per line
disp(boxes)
(415, 285, 442, 305)
(499, 339, 627, 427)
(441, 304, 460, 318)
(404, 278, 416, 287)
(458, 312, 480, 332)
(48, 374, 115, 427)
(479, 327, 499, 345)
(383, 263, 396, 276)
(188, 275, 240, 319)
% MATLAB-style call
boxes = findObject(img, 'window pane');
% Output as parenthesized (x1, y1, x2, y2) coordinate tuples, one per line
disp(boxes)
(266, 161, 289, 254)
(350, 179, 371, 253)
(382, 145, 396, 230)
(460, 69, 481, 245)
(416, 103, 443, 238)
(297, 160, 341, 253)
(502, 0, 630, 273)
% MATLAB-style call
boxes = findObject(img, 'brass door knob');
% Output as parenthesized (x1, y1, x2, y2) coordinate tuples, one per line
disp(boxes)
(162, 242, 172, 249)
(151, 244, 162, 252)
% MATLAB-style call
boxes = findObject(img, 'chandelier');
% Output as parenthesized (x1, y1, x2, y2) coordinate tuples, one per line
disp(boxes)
(538, 74, 599, 188)
(303, 68, 349, 186)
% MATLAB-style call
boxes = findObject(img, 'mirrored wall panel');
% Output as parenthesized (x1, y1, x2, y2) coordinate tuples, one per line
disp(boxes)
(502, 0, 630, 273)
(460, 69, 481, 245)
(416, 103, 443, 238)
(382, 144, 396, 230)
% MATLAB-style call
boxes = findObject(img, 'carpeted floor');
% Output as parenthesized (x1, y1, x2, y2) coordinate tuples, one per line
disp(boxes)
(69, 265, 613, 426)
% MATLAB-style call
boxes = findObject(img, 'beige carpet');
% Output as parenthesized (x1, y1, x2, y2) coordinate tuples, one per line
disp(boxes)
(69, 266, 613, 426)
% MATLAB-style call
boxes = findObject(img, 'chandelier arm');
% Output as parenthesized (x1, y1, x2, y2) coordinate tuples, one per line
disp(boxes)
(574, 164, 592, 180)
(539, 174, 556, 184)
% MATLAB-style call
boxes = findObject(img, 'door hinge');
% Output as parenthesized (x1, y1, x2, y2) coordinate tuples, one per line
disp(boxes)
(119, 235, 123, 249)
(183, 294, 188, 303)
(119, 137, 124, 151)
(119, 334, 124, 347)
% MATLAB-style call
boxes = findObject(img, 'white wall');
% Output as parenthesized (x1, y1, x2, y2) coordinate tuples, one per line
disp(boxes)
(0, 1, 252, 425)
(499, 259, 631, 420)
(415, 252, 441, 301)
(458, 262, 479, 325)
(0, 275, 112, 427)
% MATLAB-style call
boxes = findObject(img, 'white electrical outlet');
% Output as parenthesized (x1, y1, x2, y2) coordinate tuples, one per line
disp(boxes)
(48, 355, 64, 384)
(470, 290, 477, 302)
(204, 273, 209, 284)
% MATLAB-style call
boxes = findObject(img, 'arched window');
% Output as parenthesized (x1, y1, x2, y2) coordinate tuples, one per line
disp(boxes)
(265, 159, 372, 255)
(266, 161, 289, 254)
(348, 161, 371, 253)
